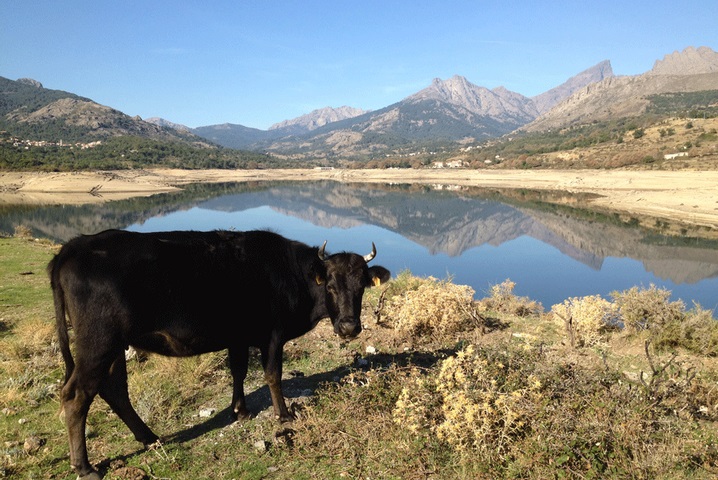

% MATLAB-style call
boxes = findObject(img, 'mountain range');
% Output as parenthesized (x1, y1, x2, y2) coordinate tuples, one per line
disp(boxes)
(184, 59, 614, 157)
(2, 46, 717, 161)
(0, 77, 208, 147)
(524, 46, 718, 132)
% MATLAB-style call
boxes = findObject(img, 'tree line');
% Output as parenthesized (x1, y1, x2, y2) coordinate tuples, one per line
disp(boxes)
(0, 135, 295, 171)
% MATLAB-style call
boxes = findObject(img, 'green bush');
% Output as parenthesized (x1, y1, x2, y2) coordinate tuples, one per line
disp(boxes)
(611, 284, 685, 331)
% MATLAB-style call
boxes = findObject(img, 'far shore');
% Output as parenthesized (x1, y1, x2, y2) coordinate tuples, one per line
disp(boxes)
(1, 168, 717, 235)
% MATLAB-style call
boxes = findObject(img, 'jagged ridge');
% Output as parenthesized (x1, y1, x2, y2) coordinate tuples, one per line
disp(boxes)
(524, 46, 718, 132)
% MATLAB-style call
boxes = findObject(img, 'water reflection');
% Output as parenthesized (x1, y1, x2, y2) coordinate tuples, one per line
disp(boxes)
(2, 181, 717, 310)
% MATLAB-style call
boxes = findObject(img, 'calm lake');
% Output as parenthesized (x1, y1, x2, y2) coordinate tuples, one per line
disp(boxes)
(3, 180, 717, 311)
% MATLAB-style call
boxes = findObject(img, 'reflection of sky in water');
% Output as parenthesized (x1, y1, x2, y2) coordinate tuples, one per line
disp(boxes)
(127, 206, 718, 312)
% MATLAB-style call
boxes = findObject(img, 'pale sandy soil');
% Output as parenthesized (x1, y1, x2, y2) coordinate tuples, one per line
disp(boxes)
(1, 168, 717, 232)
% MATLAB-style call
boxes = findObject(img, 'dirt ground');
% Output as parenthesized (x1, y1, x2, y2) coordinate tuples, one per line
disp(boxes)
(1, 168, 717, 231)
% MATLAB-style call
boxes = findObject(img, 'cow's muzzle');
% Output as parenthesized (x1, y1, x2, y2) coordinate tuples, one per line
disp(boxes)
(335, 318, 362, 338)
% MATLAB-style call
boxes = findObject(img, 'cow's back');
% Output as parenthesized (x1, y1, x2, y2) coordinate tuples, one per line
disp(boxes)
(50, 229, 318, 355)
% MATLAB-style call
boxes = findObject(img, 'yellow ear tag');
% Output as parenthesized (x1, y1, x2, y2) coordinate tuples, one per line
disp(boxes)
(373, 277, 382, 287)
(316, 275, 324, 285)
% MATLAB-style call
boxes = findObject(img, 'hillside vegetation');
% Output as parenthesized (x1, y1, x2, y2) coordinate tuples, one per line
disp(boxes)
(0, 135, 285, 171)
(1, 232, 717, 479)
(465, 115, 718, 170)
(375, 99, 718, 170)
(0, 77, 198, 146)
(3, 87, 718, 171)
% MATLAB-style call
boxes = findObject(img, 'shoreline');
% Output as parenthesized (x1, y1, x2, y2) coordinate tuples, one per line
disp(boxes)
(1, 168, 717, 234)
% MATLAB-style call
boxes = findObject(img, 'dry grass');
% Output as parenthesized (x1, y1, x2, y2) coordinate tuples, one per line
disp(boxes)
(290, 274, 718, 478)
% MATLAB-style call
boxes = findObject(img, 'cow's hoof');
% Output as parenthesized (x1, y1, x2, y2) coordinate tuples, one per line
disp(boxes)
(274, 427, 295, 447)
(145, 439, 163, 450)
(77, 471, 102, 480)
(233, 408, 252, 421)
(278, 413, 296, 424)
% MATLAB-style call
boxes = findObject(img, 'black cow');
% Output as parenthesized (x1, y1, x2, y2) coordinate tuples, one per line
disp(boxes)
(48, 229, 390, 479)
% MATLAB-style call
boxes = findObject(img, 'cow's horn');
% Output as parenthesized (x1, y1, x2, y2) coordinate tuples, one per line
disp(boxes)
(318, 240, 328, 260)
(364, 242, 376, 262)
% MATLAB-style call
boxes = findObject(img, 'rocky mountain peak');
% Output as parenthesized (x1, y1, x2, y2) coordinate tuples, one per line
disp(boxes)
(524, 47, 718, 133)
(17, 78, 43, 88)
(532, 60, 614, 114)
(416, 75, 484, 103)
(268, 105, 368, 132)
(145, 117, 192, 131)
(409, 75, 538, 121)
(648, 46, 718, 75)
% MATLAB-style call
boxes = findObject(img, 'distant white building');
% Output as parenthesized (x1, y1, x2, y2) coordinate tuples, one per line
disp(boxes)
(432, 160, 464, 168)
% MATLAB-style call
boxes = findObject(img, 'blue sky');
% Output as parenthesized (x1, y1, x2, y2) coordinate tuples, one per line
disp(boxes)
(2, 1, 716, 130)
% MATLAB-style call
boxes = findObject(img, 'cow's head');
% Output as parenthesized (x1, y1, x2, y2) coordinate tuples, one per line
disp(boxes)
(317, 242, 391, 338)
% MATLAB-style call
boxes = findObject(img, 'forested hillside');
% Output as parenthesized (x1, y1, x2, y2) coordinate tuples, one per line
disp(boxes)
(0, 135, 277, 171)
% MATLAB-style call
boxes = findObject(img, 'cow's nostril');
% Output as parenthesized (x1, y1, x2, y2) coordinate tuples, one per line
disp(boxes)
(335, 320, 362, 338)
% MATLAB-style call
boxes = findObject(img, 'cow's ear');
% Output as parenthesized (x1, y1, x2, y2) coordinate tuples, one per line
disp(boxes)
(310, 262, 327, 286)
(368, 266, 391, 287)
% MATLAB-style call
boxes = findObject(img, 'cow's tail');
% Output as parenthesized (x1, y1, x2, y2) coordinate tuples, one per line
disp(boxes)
(47, 256, 74, 385)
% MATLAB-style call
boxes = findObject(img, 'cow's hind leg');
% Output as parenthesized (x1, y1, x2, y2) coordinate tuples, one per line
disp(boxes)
(60, 362, 105, 479)
(98, 354, 159, 446)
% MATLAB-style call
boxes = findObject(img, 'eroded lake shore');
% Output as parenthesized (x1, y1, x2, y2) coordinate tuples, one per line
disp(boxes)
(1, 168, 717, 235)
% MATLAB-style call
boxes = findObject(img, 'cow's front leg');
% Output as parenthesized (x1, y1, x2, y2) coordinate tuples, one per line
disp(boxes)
(228, 346, 251, 420)
(260, 336, 293, 422)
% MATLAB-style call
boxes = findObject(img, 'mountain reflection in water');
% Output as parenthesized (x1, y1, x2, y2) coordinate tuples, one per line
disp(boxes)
(2, 180, 717, 311)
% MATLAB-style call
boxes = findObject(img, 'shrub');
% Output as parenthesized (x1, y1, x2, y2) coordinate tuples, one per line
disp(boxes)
(608, 285, 717, 355)
(392, 369, 435, 436)
(381, 275, 482, 339)
(390, 338, 718, 477)
(651, 302, 718, 356)
(551, 295, 619, 347)
(479, 279, 543, 317)
(13, 225, 33, 239)
(611, 284, 685, 332)
(394, 344, 542, 459)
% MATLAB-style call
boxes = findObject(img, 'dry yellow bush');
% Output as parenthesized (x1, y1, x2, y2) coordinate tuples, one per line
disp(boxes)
(551, 295, 619, 347)
(13, 225, 33, 239)
(382, 276, 481, 338)
(393, 344, 542, 458)
(392, 369, 434, 435)
(479, 279, 542, 316)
